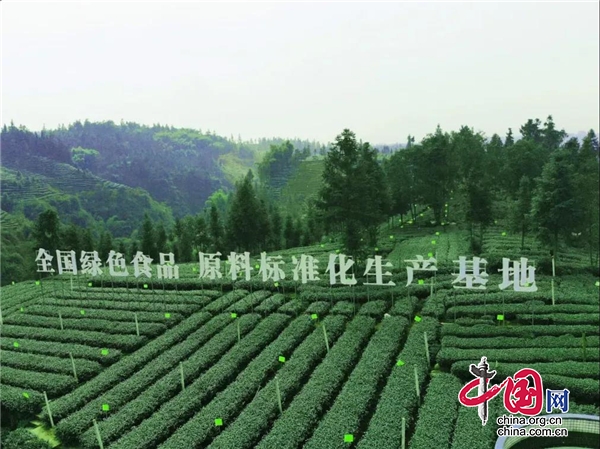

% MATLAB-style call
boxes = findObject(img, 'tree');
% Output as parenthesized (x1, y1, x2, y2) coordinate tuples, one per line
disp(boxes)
(317, 129, 390, 257)
(226, 170, 263, 253)
(118, 240, 127, 257)
(510, 176, 533, 250)
(193, 214, 210, 253)
(62, 224, 81, 256)
(573, 130, 600, 266)
(415, 125, 453, 223)
(140, 213, 157, 260)
(81, 228, 94, 253)
(268, 206, 283, 250)
(156, 223, 168, 254)
(504, 128, 514, 148)
(520, 118, 543, 144)
(33, 209, 61, 256)
(502, 139, 545, 198)
(284, 215, 297, 249)
(485, 134, 505, 190)
(209, 204, 224, 252)
(531, 152, 579, 258)
(98, 231, 113, 262)
(542, 115, 567, 152)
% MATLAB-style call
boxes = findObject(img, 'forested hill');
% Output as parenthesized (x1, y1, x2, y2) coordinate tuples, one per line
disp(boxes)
(2, 121, 250, 217)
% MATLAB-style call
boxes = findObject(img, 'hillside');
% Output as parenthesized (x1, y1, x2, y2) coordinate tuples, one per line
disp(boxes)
(0, 223, 597, 448)
(0, 162, 173, 237)
(1, 122, 261, 218)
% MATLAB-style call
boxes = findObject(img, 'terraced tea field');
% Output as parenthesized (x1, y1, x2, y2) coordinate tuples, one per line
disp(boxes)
(1, 226, 598, 448)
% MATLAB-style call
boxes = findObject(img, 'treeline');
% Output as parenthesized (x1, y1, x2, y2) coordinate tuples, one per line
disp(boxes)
(24, 169, 324, 282)
(317, 117, 598, 265)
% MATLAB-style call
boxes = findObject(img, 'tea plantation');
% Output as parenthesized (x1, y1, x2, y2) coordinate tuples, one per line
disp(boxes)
(1, 225, 598, 448)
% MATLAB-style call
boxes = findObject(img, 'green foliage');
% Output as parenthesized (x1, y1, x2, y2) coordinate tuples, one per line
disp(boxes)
(61, 313, 251, 446)
(437, 346, 598, 369)
(408, 373, 463, 449)
(357, 317, 439, 449)
(304, 316, 409, 449)
(531, 151, 579, 256)
(1, 428, 52, 449)
(160, 314, 320, 449)
(205, 315, 349, 449)
(40, 310, 216, 425)
(318, 129, 388, 256)
(106, 314, 290, 449)
(255, 316, 376, 449)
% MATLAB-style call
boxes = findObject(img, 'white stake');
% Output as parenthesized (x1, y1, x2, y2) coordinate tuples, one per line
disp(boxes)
(93, 418, 104, 449)
(134, 313, 140, 337)
(424, 331, 430, 364)
(70, 276, 73, 292)
(414, 365, 420, 405)
(59, 312, 64, 330)
(401, 417, 406, 449)
(322, 323, 330, 353)
(69, 352, 78, 382)
(43, 391, 55, 427)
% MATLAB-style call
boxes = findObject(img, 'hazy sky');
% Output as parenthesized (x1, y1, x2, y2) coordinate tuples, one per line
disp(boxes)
(2, 2, 599, 144)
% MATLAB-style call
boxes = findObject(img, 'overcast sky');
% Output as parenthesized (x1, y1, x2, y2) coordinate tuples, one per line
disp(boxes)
(2, 2, 598, 144)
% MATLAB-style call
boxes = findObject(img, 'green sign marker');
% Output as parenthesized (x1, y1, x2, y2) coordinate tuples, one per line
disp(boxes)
(35, 281, 40, 286)
(255, 264, 260, 269)
(88, 282, 92, 287)
(397, 360, 405, 366)
(20, 307, 24, 312)
(101, 349, 109, 356)
(344, 434, 354, 443)
(497, 314, 504, 321)
(431, 240, 436, 245)
(22, 392, 29, 399)
(274, 282, 279, 287)
(80, 310, 85, 315)
(102, 404, 110, 412)
(389, 235, 394, 240)
(11, 281, 15, 285)
(231, 313, 237, 319)
(13, 342, 19, 348)
(320, 244, 324, 248)
(502, 232, 507, 236)
(193, 267, 197, 272)
(595, 281, 599, 287)
(418, 279, 424, 285)
(427, 252, 433, 258)
(143, 284, 148, 289)
(435, 232, 440, 236)
(165, 313, 171, 318)
(215, 418, 223, 426)
(414, 316, 422, 322)
(419, 213, 424, 217)
(375, 247, 379, 251)
(311, 314, 318, 320)
(336, 249, 340, 254)
(408, 220, 413, 224)
(279, 356, 286, 363)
